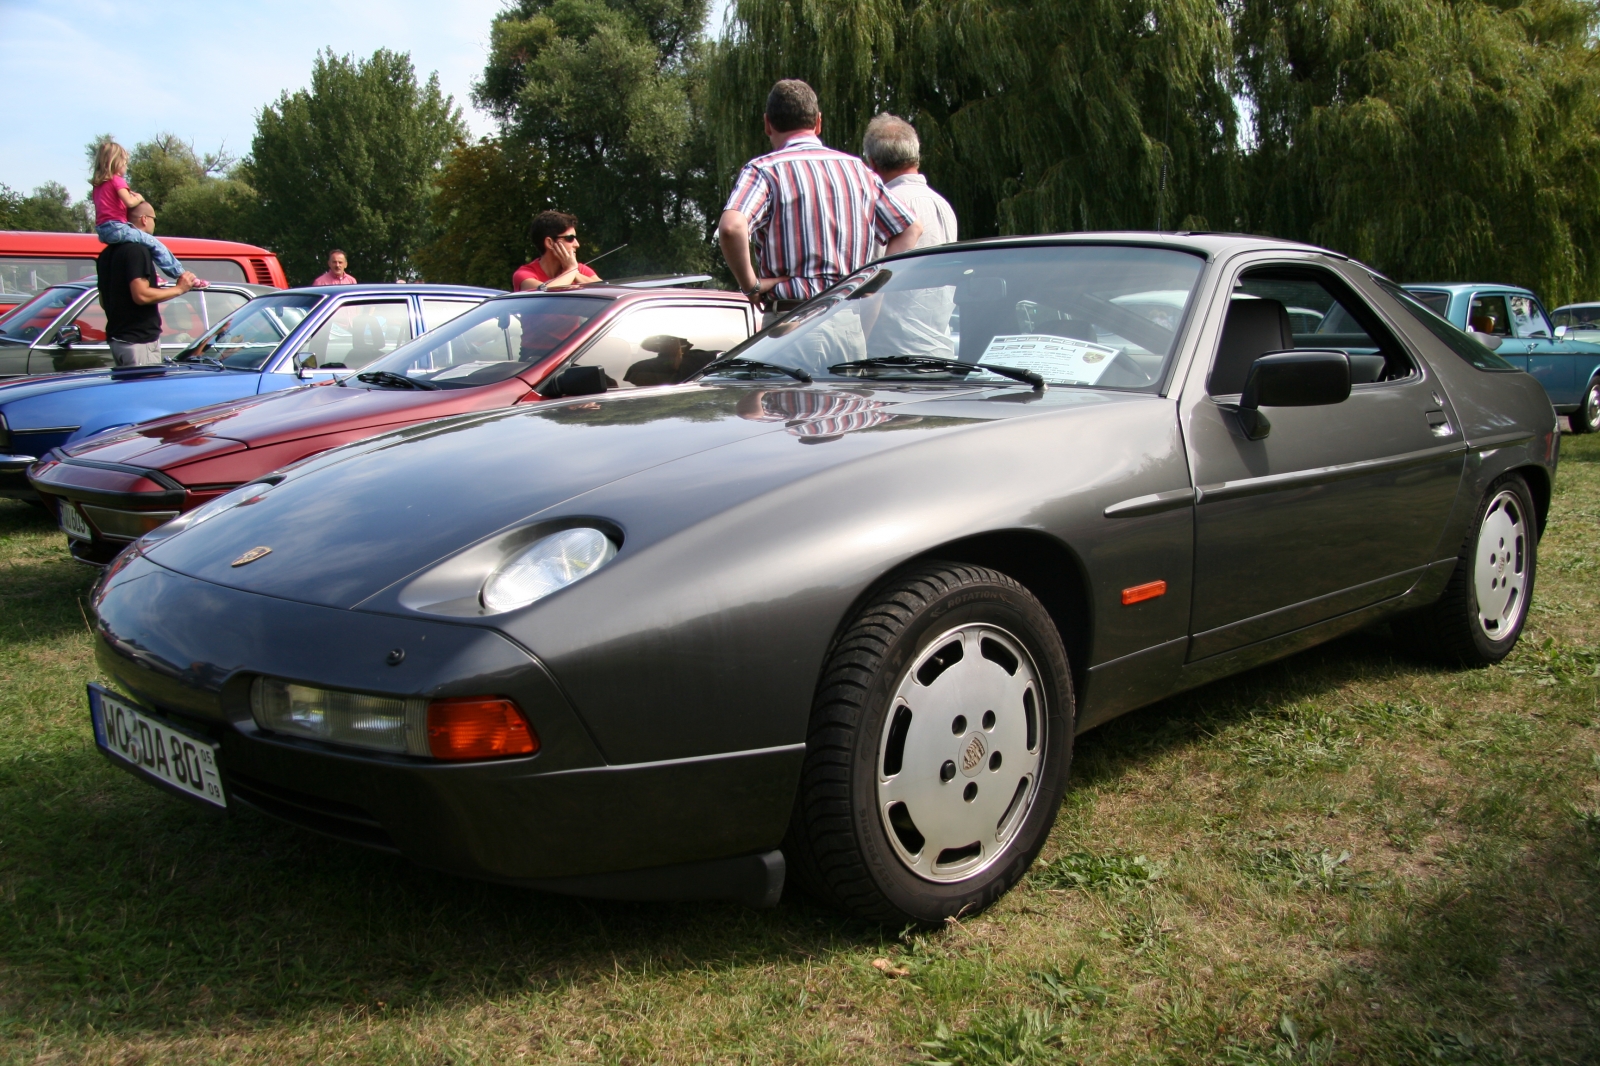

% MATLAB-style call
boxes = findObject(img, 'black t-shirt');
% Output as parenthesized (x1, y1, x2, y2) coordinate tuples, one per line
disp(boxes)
(96, 242, 162, 343)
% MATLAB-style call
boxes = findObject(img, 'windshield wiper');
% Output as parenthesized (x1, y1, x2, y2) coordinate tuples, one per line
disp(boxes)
(356, 370, 438, 391)
(173, 354, 227, 371)
(697, 357, 812, 384)
(830, 355, 1045, 391)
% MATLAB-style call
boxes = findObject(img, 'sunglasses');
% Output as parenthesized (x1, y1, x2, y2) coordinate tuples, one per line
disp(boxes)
(554, 234, 580, 243)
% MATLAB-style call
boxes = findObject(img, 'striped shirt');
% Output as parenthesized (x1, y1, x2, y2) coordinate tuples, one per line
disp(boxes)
(724, 134, 916, 301)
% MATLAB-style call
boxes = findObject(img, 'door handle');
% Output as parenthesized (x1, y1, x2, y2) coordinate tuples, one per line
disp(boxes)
(1425, 409, 1454, 437)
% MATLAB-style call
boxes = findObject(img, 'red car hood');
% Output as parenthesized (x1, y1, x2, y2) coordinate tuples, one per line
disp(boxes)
(63, 381, 524, 470)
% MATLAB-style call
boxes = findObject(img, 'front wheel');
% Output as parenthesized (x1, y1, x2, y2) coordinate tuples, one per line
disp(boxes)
(785, 562, 1074, 924)
(1568, 377, 1600, 434)
(1394, 474, 1536, 666)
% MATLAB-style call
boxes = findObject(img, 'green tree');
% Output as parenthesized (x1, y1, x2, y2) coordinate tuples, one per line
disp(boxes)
(250, 48, 465, 284)
(1234, 0, 1600, 305)
(161, 176, 260, 243)
(124, 133, 235, 211)
(414, 138, 550, 288)
(0, 182, 91, 232)
(475, 0, 718, 277)
(709, 0, 1241, 240)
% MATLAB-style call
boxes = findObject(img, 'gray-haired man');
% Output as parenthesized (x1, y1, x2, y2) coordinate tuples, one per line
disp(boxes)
(863, 113, 957, 257)
(861, 114, 960, 358)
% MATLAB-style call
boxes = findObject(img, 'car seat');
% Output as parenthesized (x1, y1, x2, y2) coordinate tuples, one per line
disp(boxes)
(1208, 297, 1293, 395)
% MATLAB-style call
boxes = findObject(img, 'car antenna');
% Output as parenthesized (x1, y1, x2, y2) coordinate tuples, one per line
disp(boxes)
(584, 243, 628, 268)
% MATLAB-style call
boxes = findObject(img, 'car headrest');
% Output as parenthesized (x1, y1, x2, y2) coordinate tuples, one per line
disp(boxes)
(1209, 297, 1293, 395)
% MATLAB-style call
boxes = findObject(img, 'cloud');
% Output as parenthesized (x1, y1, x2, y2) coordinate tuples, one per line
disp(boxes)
(0, 0, 503, 196)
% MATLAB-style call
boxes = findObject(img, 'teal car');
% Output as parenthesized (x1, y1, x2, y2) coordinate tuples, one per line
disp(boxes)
(1406, 282, 1600, 432)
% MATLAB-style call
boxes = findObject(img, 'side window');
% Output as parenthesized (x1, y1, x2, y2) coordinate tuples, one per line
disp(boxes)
(203, 290, 249, 327)
(422, 299, 477, 332)
(296, 300, 412, 370)
(1408, 290, 1451, 317)
(1509, 296, 1550, 339)
(1469, 294, 1513, 336)
(1211, 269, 1412, 394)
(185, 260, 248, 284)
(66, 296, 109, 344)
(158, 292, 207, 347)
(572, 305, 751, 388)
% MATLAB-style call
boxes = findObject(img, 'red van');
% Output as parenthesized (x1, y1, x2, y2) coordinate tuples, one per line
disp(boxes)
(0, 231, 288, 315)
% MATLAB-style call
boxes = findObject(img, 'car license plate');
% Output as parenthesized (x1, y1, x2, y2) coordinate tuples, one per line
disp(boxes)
(88, 684, 226, 808)
(59, 502, 92, 541)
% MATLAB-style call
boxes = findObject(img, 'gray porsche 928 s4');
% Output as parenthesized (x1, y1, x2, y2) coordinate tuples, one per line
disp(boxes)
(88, 234, 1557, 924)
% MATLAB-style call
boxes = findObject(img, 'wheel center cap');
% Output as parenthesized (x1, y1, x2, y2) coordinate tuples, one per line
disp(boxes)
(959, 732, 987, 778)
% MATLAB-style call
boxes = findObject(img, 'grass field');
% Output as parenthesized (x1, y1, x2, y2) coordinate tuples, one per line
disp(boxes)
(2, 439, 1597, 1065)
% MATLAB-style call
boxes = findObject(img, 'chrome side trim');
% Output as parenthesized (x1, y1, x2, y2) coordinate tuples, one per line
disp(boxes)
(1467, 431, 1535, 451)
(1196, 443, 1466, 504)
(0, 454, 39, 472)
(1103, 487, 1197, 518)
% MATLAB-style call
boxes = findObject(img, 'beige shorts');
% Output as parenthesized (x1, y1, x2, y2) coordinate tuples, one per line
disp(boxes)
(109, 339, 163, 367)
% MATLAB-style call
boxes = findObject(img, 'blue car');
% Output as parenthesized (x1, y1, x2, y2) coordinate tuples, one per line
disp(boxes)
(1404, 282, 1600, 432)
(0, 282, 499, 503)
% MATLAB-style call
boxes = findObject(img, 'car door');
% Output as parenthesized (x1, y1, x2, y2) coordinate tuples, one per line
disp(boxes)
(1509, 295, 1573, 405)
(1180, 257, 1466, 661)
(32, 291, 112, 374)
(565, 302, 754, 389)
(276, 297, 416, 383)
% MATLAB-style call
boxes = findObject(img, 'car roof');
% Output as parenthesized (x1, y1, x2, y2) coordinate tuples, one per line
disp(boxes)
(480, 285, 748, 305)
(890, 230, 1344, 260)
(277, 282, 504, 297)
(1553, 302, 1600, 311)
(0, 229, 278, 257)
(46, 278, 276, 295)
(1403, 282, 1537, 297)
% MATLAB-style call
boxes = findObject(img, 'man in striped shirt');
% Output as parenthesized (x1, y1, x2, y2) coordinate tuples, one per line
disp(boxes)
(718, 79, 922, 320)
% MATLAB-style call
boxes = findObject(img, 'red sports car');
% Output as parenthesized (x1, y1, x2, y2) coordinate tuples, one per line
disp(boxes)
(30, 282, 755, 564)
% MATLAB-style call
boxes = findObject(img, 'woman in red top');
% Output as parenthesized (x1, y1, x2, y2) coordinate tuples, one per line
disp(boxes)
(512, 211, 605, 291)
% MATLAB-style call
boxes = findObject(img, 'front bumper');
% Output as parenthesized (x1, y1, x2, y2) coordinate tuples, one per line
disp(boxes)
(30, 454, 192, 563)
(0, 454, 39, 500)
(93, 552, 799, 890)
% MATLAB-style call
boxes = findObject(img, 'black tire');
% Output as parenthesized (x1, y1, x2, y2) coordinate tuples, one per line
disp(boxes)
(1394, 473, 1537, 666)
(785, 562, 1074, 924)
(1568, 377, 1600, 434)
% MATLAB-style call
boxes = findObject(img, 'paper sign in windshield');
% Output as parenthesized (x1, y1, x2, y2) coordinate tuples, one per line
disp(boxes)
(980, 335, 1119, 385)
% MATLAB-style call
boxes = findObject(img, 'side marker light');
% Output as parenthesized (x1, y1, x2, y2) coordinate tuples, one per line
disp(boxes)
(1121, 580, 1167, 605)
(427, 697, 539, 760)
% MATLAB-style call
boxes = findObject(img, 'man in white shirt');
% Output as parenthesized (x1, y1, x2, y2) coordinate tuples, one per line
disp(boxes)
(862, 114, 961, 358)
(864, 114, 958, 255)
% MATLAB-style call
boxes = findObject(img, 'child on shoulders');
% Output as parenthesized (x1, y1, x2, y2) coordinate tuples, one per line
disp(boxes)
(90, 138, 196, 284)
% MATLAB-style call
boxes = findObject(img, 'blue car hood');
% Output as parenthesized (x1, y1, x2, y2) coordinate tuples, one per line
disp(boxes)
(139, 381, 1129, 609)
(0, 366, 268, 433)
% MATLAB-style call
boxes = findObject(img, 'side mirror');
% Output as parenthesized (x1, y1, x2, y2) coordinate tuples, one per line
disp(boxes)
(542, 365, 608, 399)
(1234, 350, 1351, 441)
(1556, 325, 1569, 339)
(56, 325, 82, 348)
(1469, 330, 1504, 351)
(292, 352, 316, 378)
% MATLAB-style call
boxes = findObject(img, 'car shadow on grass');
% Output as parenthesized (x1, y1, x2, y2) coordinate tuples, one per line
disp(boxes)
(0, 500, 98, 645)
(0, 623, 1440, 1041)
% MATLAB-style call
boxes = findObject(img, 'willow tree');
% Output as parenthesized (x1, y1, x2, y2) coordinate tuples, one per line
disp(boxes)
(475, 0, 719, 276)
(709, 0, 1242, 238)
(1237, 0, 1600, 303)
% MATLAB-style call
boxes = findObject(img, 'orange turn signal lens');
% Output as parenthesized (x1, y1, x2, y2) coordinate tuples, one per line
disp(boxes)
(1121, 580, 1167, 605)
(426, 697, 539, 760)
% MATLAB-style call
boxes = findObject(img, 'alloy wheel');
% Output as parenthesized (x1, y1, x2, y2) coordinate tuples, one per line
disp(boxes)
(1474, 488, 1527, 641)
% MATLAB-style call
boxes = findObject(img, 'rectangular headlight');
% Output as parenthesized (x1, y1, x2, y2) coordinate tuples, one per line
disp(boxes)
(81, 504, 180, 541)
(251, 677, 429, 756)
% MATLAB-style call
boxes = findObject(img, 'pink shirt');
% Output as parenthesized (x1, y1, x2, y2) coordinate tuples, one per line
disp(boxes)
(93, 175, 130, 226)
(313, 271, 358, 286)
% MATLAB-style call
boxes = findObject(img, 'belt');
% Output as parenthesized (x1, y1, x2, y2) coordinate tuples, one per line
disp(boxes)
(763, 298, 806, 313)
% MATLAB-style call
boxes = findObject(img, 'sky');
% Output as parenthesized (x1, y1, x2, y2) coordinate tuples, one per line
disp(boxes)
(0, 0, 512, 196)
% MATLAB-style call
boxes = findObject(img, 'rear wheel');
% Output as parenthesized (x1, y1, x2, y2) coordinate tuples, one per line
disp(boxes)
(785, 563, 1074, 924)
(1568, 377, 1600, 434)
(1395, 474, 1536, 666)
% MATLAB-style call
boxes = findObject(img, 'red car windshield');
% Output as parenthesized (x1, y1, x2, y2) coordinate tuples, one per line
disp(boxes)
(357, 295, 609, 389)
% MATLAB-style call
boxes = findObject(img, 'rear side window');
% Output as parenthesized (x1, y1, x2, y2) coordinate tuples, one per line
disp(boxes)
(1409, 289, 1450, 317)
(186, 259, 247, 284)
(0, 257, 95, 299)
(1375, 278, 1515, 372)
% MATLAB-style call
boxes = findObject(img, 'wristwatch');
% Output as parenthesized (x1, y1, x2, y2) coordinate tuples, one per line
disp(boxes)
(743, 284, 762, 299)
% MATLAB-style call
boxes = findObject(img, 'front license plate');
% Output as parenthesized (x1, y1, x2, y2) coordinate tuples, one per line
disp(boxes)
(59, 502, 92, 541)
(88, 684, 226, 808)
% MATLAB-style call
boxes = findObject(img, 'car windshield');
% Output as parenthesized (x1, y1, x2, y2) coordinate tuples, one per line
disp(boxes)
(354, 294, 609, 389)
(1554, 305, 1600, 330)
(706, 245, 1205, 390)
(176, 293, 322, 370)
(0, 285, 80, 343)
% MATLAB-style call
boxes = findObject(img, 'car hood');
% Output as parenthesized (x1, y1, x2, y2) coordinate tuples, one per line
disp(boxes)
(141, 381, 1136, 609)
(58, 379, 457, 466)
(0, 366, 257, 431)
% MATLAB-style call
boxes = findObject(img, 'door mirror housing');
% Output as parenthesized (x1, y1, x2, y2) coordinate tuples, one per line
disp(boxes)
(1556, 325, 1569, 339)
(542, 365, 608, 399)
(55, 325, 82, 348)
(1233, 350, 1352, 440)
(292, 352, 317, 378)
(1469, 330, 1504, 351)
